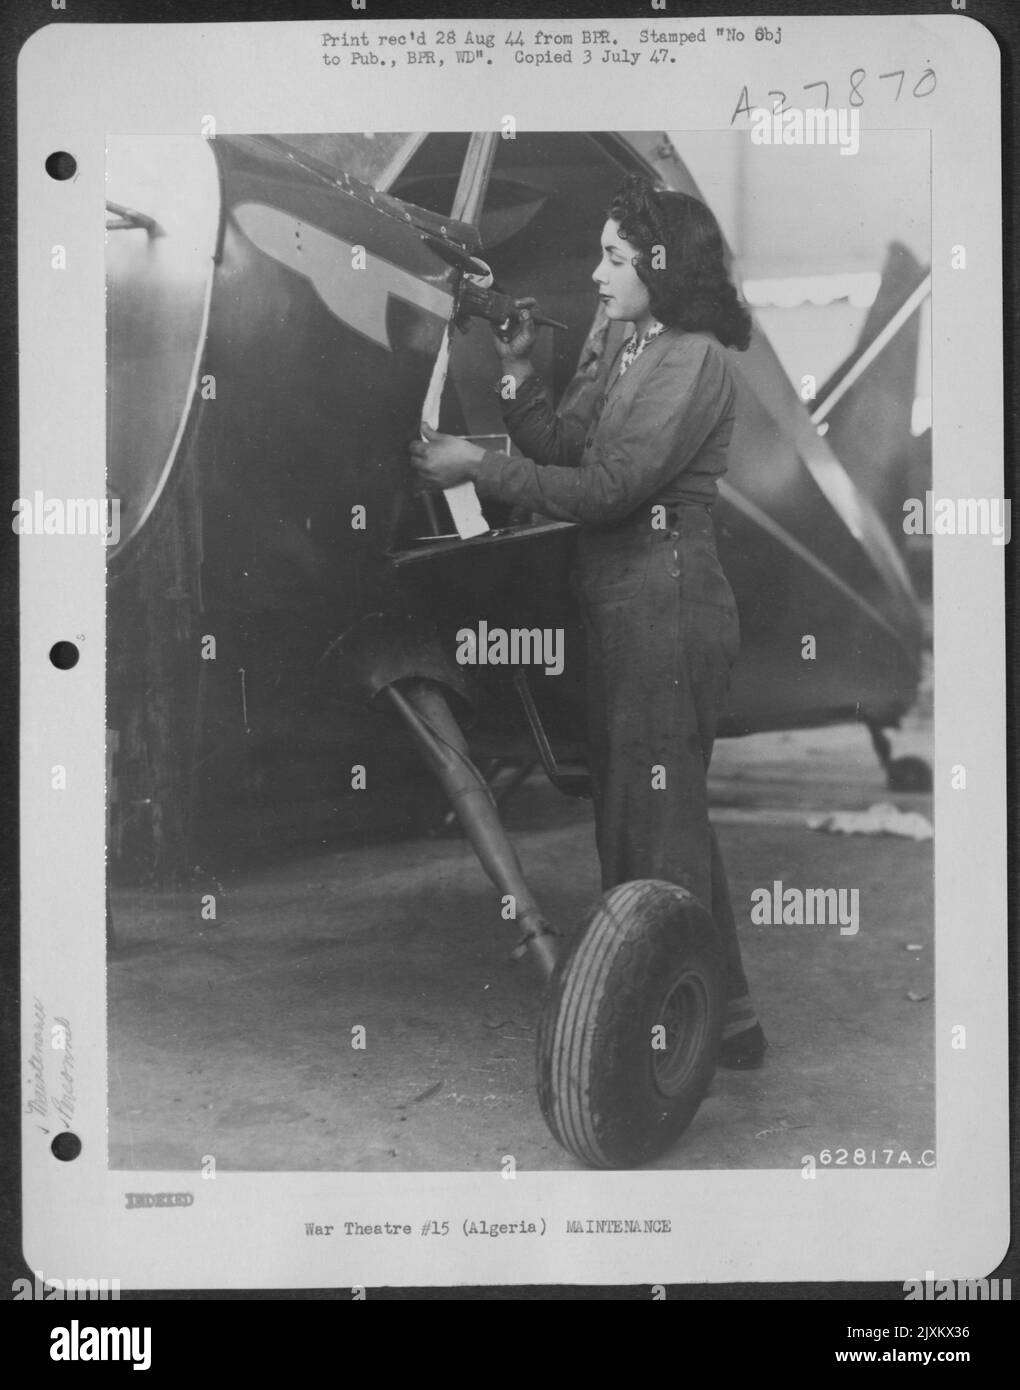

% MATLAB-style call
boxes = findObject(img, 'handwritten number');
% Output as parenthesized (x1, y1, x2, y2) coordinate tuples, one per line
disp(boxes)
(735, 65, 933, 122)
(802, 80, 829, 108)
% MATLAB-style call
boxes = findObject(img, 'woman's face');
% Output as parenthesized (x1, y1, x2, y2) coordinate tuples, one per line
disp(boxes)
(592, 219, 653, 325)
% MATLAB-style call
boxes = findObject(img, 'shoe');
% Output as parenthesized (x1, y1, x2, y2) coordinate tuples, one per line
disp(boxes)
(719, 1022, 767, 1070)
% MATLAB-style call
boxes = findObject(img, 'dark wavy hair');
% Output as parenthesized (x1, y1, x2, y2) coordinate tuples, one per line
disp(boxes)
(608, 175, 752, 350)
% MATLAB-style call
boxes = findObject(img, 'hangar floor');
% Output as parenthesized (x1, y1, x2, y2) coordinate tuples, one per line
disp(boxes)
(108, 697, 934, 1173)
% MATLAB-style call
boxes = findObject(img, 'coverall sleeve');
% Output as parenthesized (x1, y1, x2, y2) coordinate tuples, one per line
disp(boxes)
(497, 370, 597, 470)
(475, 339, 730, 525)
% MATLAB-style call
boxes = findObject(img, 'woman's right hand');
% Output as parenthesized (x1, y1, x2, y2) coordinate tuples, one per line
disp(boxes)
(492, 297, 539, 363)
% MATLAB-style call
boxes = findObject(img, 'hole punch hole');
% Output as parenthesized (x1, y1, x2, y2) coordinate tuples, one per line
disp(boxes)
(45, 151, 77, 181)
(49, 641, 79, 670)
(51, 1132, 82, 1162)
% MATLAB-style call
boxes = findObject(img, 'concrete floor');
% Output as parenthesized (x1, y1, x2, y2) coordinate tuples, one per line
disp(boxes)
(109, 707, 934, 1173)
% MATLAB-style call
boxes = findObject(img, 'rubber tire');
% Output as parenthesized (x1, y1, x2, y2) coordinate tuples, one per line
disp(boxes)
(887, 755, 933, 793)
(537, 879, 724, 1169)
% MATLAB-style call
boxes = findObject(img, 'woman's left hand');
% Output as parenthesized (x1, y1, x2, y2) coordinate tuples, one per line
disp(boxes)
(408, 424, 485, 491)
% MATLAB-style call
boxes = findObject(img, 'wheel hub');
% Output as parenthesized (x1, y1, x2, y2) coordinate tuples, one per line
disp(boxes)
(651, 970, 711, 1096)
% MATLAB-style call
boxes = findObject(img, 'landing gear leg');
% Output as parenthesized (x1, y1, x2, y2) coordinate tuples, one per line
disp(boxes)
(384, 679, 559, 979)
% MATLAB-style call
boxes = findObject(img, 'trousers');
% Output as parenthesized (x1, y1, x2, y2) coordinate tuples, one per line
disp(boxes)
(574, 504, 753, 1011)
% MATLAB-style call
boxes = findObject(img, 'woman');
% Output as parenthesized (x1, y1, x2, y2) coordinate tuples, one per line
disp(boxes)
(410, 175, 765, 1068)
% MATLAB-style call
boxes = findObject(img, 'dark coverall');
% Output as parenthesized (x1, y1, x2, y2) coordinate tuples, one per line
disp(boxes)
(474, 326, 760, 1046)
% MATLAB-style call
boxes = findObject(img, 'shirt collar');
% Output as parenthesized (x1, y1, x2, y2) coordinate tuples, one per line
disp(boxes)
(618, 320, 667, 377)
(625, 321, 665, 348)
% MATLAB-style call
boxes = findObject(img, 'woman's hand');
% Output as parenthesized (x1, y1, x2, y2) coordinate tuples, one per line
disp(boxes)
(492, 297, 539, 365)
(408, 424, 486, 491)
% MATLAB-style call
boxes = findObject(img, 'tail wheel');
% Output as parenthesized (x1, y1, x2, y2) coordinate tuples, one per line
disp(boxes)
(537, 879, 724, 1169)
